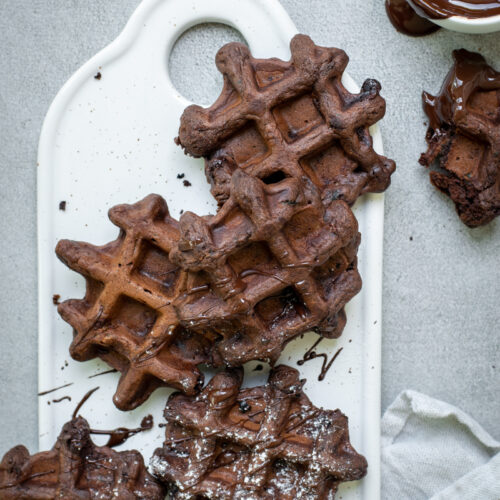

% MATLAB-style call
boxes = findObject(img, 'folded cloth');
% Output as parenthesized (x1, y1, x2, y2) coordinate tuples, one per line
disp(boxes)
(381, 390, 500, 500)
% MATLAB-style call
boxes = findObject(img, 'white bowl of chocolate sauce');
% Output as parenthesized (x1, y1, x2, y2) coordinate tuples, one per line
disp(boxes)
(418, 0, 500, 33)
(386, 0, 500, 35)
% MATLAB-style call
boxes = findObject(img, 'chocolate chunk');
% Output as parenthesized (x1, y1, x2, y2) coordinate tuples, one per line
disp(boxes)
(238, 400, 251, 413)
(420, 50, 500, 227)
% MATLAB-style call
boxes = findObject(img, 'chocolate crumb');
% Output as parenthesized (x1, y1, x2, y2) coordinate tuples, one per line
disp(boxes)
(94, 72, 102, 80)
(183, 180, 192, 187)
(52, 294, 60, 305)
(59, 201, 66, 211)
(420, 50, 500, 227)
(253, 364, 264, 371)
(409, 236, 413, 241)
(177, 173, 185, 179)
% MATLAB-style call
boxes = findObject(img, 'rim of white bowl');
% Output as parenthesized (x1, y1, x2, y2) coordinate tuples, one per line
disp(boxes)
(430, 11, 500, 33)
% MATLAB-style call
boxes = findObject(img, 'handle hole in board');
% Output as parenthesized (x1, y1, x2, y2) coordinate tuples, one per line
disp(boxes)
(168, 23, 247, 106)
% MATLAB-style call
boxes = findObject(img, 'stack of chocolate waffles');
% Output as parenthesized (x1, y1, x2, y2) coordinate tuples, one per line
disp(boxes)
(0, 35, 395, 499)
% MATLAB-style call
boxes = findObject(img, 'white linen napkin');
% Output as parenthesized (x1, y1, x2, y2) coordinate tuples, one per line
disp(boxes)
(381, 390, 500, 500)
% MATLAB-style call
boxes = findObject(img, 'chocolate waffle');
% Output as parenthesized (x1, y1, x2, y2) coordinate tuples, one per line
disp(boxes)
(151, 365, 367, 500)
(0, 416, 164, 499)
(171, 167, 362, 364)
(56, 195, 212, 411)
(420, 49, 500, 227)
(56, 180, 361, 410)
(177, 34, 395, 208)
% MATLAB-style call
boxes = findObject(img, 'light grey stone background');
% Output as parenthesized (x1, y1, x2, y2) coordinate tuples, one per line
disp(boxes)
(0, 0, 498, 460)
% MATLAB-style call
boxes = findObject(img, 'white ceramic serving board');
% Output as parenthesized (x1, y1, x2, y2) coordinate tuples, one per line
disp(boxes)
(38, 0, 384, 498)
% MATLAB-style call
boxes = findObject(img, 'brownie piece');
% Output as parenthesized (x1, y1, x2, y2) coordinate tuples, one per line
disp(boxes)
(420, 49, 500, 227)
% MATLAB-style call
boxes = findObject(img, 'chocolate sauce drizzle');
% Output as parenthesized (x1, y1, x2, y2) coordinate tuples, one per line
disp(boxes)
(90, 415, 154, 448)
(52, 396, 72, 404)
(38, 382, 74, 396)
(297, 338, 343, 381)
(88, 368, 118, 379)
(73, 387, 100, 419)
(423, 49, 500, 137)
(185, 269, 287, 298)
(0, 470, 56, 489)
(70, 386, 153, 447)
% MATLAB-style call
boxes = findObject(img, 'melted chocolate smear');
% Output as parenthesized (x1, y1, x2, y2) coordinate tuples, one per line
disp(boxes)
(90, 415, 154, 448)
(88, 368, 118, 379)
(386, 0, 440, 36)
(73, 386, 100, 419)
(239, 269, 288, 285)
(297, 338, 344, 381)
(0, 470, 56, 489)
(186, 284, 210, 296)
(409, 0, 500, 19)
(422, 49, 500, 137)
(52, 395, 72, 403)
(38, 382, 74, 396)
